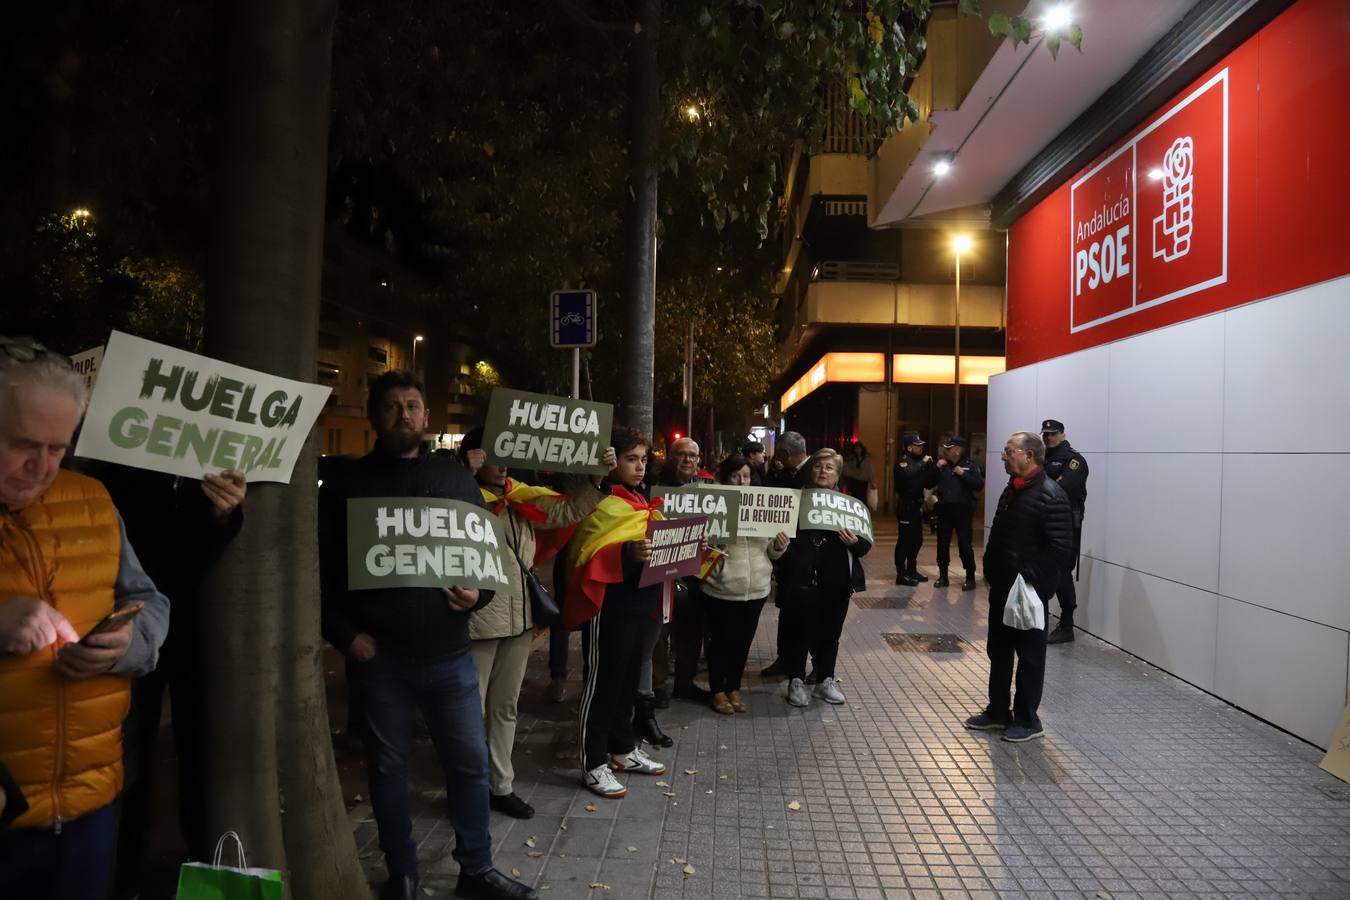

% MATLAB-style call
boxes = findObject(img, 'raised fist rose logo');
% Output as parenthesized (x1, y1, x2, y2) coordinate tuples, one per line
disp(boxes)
(1152, 135, 1194, 263)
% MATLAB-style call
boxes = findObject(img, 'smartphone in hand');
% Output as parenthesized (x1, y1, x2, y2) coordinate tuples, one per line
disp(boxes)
(80, 603, 144, 645)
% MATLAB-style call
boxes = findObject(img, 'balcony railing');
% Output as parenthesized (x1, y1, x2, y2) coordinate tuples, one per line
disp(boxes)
(812, 260, 901, 282)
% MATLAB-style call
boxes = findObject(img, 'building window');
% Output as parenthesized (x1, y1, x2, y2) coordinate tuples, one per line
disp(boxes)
(367, 345, 388, 365)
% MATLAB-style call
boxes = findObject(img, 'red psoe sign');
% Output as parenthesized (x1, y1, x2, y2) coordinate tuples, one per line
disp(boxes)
(1070, 69, 1228, 332)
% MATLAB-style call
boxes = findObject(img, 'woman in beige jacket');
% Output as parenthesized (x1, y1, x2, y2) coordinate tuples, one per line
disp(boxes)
(460, 428, 613, 819)
(701, 454, 789, 715)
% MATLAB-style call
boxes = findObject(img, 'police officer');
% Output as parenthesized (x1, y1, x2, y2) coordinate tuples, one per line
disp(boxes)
(1041, 419, 1088, 643)
(931, 436, 983, 590)
(893, 432, 932, 586)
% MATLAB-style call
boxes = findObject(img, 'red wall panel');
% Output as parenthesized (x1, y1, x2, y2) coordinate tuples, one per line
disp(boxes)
(1006, 0, 1350, 369)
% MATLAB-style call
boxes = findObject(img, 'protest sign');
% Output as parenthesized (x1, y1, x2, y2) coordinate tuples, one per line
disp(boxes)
(733, 486, 801, 539)
(639, 516, 707, 587)
(482, 387, 613, 475)
(652, 484, 740, 541)
(799, 489, 874, 543)
(70, 345, 104, 390)
(346, 497, 509, 592)
(74, 331, 330, 483)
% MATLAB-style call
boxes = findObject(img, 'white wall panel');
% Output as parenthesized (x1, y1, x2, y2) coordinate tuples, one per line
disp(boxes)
(1035, 346, 1110, 453)
(1223, 275, 1350, 453)
(1107, 314, 1226, 453)
(1104, 453, 1222, 592)
(986, 365, 1038, 452)
(1077, 555, 1119, 646)
(1215, 597, 1350, 749)
(1112, 566, 1219, 692)
(1077, 452, 1108, 562)
(1219, 453, 1350, 631)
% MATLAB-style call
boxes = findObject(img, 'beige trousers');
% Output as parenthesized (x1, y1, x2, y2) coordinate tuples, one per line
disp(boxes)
(470, 630, 533, 796)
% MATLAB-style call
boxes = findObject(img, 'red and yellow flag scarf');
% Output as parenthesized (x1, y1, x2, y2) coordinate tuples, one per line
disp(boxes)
(480, 477, 574, 566)
(562, 484, 657, 629)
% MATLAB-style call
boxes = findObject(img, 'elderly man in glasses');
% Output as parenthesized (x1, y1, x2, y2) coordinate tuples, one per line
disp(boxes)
(0, 337, 170, 900)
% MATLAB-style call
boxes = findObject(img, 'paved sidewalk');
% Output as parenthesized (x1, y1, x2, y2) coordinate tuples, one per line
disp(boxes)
(352, 525, 1350, 899)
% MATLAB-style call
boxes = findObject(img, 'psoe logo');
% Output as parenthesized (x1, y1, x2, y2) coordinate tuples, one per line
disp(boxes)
(1152, 136, 1194, 263)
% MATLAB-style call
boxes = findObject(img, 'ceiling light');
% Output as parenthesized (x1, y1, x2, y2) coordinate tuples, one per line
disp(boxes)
(933, 159, 952, 177)
(1042, 4, 1071, 33)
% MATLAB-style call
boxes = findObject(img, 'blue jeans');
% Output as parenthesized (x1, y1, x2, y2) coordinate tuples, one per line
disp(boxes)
(0, 801, 119, 900)
(353, 649, 492, 878)
(548, 624, 569, 680)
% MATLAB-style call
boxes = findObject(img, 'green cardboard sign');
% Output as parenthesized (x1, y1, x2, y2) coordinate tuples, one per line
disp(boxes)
(798, 489, 873, 543)
(346, 497, 510, 591)
(652, 484, 741, 542)
(482, 387, 614, 475)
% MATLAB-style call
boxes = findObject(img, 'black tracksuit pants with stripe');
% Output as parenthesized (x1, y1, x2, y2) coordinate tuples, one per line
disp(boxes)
(579, 602, 648, 771)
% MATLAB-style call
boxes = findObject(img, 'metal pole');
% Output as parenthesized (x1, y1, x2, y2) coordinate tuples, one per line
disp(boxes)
(686, 323, 694, 440)
(954, 253, 962, 438)
(412, 341, 417, 375)
(571, 347, 580, 400)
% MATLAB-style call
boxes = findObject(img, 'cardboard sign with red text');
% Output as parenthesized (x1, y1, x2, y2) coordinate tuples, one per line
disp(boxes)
(639, 516, 708, 587)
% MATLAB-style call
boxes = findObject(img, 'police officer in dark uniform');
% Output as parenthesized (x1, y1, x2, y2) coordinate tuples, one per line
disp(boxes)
(893, 432, 932, 586)
(931, 436, 983, 590)
(1041, 419, 1088, 643)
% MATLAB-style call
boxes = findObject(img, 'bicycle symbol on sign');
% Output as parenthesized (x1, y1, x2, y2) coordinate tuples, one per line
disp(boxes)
(558, 312, 585, 326)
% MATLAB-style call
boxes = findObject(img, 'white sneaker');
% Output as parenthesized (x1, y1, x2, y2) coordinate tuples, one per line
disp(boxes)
(583, 764, 627, 798)
(609, 747, 667, 775)
(814, 676, 845, 705)
(786, 677, 809, 707)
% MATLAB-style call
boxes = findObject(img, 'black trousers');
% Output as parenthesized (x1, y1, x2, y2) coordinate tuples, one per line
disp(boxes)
(672, 582, 707, 689)
(986, 578, 1047, 726)
(782, 587, 851, 681)
(894, 506, 924, 574)
(936, 504, 976, 576)
(705, 596, 766, 693)
(1054, 520, 1083, 620)
(578, 604, 645, 771)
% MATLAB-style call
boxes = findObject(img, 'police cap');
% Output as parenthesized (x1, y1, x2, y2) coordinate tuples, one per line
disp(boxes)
(902, 432, 925, 446)
(942, 436, 966, 448)
(1040, 419, 1065, 434)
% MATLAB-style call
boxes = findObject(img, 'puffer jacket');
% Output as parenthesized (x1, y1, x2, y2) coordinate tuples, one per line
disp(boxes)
(983, 467, 1073, 599)
(774, 529, 872, 601)
(0, 470, 130, 829)
(702, 536, 785, 602)
(469, 476, 603, 640)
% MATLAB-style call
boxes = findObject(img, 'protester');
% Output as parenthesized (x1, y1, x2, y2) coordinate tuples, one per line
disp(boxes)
(841, 440, 874, 503)
(659, 437, 713, 704)
(931, 436, 983, 591)
(964, 432, 1072, 743)
(564, 427, 670, 798)
(761, 430, 811, 679)
(774, 448, 871, 707)
(319, 371, 535, 900)
(740, 440, 767, 485)
(459, 427, 612, 820)
(100, 463, 245, 898)
(701, 454, 787, 714)
(0, 337, 171, 900)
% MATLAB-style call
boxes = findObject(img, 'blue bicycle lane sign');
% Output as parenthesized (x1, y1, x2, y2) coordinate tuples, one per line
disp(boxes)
(550, 290, 597, 348)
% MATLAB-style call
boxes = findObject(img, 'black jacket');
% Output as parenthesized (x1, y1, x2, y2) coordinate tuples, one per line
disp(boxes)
(893, 452, 931, 512)
(320, 444, 494, 659)
(930, 457, 984, 507)
(1043, 441, 1089, 513)
(983, 467, 1074, 599)
(769, 460, 811, 489)
(775, 529, 871, 599)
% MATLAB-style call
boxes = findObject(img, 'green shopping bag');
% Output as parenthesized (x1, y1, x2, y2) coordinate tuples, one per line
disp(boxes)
(176, 832, 285, 900)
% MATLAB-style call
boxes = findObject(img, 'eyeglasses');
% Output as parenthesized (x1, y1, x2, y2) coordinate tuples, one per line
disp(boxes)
(672, 451, 700, 460)
(1001, 447, 1028, 459)
(0, 337, 73, 368)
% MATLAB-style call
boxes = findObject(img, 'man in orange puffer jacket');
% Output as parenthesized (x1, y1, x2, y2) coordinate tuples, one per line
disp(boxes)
(0, 337, 170, 900)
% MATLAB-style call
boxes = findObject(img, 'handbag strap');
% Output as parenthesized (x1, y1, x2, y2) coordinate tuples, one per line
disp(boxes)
(213, 831, 247, 869)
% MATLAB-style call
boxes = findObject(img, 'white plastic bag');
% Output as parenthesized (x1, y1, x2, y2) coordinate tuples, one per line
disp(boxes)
(1002, 573, 1045, 631)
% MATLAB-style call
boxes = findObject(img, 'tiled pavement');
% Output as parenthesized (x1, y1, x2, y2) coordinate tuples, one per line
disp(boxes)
(352, 525, 1350, 899)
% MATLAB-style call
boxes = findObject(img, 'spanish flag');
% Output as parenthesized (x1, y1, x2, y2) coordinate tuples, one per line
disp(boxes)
(481, 478, 574, 566)
(562, 484, 657, 630)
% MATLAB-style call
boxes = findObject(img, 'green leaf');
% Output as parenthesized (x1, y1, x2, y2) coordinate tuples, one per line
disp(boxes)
(1068, 24, 1084, 51)
(1046, 33, 1060, 59)
(1010, 16, 1033, 45)
(987, 11, 1011, 37)
(958, 0, 981, 15)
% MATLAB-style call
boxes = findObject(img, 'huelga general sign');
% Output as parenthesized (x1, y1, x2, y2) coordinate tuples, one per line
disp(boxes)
(482, 387, 614, 476)
(346, 497, 509, 592)
(75, 331, 331, 483)
(799, 489, 873, 543)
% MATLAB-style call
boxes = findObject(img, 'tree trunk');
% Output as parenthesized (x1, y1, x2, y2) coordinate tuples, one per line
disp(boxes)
(618, 0, 660, 436)
(201, 1, 367, 897)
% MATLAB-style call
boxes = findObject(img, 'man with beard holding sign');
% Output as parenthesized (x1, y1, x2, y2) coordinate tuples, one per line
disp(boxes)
(320, 371, 536, 900)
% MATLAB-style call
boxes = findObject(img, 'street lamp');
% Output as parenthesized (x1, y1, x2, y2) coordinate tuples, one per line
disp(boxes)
(951, 234, 974, 437)
(412, 334, 424, 373)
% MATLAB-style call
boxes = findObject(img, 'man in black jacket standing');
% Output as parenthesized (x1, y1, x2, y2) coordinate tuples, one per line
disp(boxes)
(320, 371, 536, 900)
(965, 431, 1072, 743)
(931, 436, 983, 590)
(1041, 419, 1089, 644)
